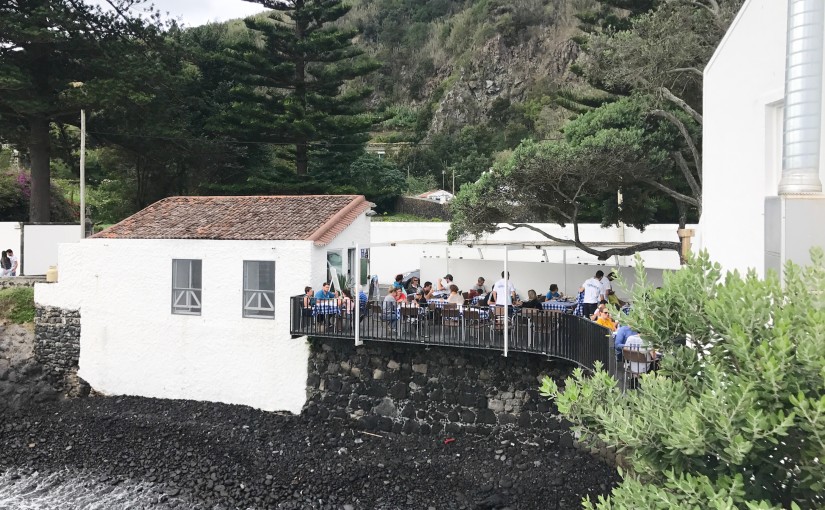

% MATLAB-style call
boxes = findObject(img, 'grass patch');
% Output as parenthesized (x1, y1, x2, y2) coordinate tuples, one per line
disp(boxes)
(372, 213, 444, 222)
(0, 287, 35, 324)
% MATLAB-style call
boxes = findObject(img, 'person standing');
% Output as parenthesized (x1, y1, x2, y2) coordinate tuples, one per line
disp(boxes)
(0, 250, 9, 276)
(6, 249, 18, 276)
(600, 272, 615, 306)
(579, 270, 605, 319)
(491, 271, 517, 307)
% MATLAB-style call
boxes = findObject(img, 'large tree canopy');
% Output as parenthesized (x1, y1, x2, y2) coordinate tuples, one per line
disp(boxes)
(0, 0, 162, 221)
(449, 0, 741, 259)
(226, 0, 380, 177)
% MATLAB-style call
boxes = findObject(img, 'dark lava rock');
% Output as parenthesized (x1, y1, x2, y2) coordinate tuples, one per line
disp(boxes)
(0, 396, 620, 509)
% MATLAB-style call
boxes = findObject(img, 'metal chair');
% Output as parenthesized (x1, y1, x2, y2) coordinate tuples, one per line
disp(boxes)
(622, 346, 651, 391)
(399, 304, 423, 338)
(442, 303, 462, 342)
(465, 307, 489, 345)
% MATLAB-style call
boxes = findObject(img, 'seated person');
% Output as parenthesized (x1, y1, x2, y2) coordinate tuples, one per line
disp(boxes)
(405, 276, 422, 295)
(519, 289, 542, 309)
(382, 287, 399, 324)
(302, 286, 314, 309)
(607, 289, 625, 307)
(590, 301, 608, 321)
(414, 290, 428, 306)
(614, 324, 638, 358)
(404, 294, 420, 308)
(446, 284, 465, 305)
(421, 281, 435, 301)
(392, 274, 405, 291)
(315, 282, 336, 300)
(546, 284, 562, 300)
(623, 334, 656, 375)
(437, 274, 454, 291)
(470, 277, 487, 295)
(595, 310, 617, 331)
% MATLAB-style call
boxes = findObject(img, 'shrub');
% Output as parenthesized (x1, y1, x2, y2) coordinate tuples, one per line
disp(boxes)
(0, 287, 35, 324)
(0, 172, 78, 222)
(541, 250, 825, 509)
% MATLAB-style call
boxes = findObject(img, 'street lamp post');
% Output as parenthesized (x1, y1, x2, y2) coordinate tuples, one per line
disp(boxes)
(80, 109, 86, 238)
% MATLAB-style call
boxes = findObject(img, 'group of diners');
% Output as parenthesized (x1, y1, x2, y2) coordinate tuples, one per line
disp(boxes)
(386, 272, 570, 310)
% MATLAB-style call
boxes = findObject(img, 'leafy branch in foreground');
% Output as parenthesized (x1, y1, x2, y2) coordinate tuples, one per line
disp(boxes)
(540, 249, 825, 509)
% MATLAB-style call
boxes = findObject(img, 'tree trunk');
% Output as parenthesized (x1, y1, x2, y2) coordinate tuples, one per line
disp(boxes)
(28, 116, 51, 223)
(294, 0, 308, 176)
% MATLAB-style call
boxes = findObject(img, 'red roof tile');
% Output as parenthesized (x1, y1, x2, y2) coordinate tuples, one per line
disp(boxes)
(94, 195, 371, 246)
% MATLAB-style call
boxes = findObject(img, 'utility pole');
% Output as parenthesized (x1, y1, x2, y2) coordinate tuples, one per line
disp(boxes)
(80, 109, 86, 238)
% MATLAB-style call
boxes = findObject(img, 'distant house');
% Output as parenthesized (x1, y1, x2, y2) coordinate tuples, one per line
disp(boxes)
(35, 195, 371, 413)
(418, 189, 454, 204)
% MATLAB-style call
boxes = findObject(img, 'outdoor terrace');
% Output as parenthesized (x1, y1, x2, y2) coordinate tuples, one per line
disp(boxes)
(290, 297, 615, 373)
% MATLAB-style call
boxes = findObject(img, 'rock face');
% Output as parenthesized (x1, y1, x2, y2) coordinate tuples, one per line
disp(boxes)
(0, 305, 89, 410)
(0, 322, 61, 410)
(33, 306, 85, 396)
(429, 31, 581, 134)
(305, 337, 571, 437)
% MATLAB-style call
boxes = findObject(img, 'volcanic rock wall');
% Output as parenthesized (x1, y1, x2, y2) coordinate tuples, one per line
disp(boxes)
(305, 337, 573, 438)
(34, 305, 85, 395)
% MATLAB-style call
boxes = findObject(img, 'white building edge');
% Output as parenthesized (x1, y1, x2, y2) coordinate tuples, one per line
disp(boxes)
(35, 195, 371, 413)
(702, 0, 825, 275)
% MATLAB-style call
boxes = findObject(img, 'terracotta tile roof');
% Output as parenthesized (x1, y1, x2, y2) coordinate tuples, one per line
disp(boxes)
(94, 195, 371, 246)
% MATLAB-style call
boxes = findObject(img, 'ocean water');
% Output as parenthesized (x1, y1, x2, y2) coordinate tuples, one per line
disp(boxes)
(0, 468, 178, 509)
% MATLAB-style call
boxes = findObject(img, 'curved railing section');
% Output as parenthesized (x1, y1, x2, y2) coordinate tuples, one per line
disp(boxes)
(289, 296, 613, 373)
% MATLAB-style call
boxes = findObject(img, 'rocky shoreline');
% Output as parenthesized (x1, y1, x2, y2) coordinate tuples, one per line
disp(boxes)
(0, 396, 619, 509)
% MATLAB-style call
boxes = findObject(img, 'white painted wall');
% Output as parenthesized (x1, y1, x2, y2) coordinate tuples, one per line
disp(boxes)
(310, 213, 371, 289)
(702, 0, 825, 275)
(420, 257, 665, 299)
(22, 224, 81, 276)
(369, 222, 691, 285)
(36, 238, 314, 413)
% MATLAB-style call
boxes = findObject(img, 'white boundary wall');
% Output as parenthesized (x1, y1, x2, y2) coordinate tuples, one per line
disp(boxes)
(420, 258, 665, 299)
(23, 224, 81, 275)
(370, 222, 694, 285)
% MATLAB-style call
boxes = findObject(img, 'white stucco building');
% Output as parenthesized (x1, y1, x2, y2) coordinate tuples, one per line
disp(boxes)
(418, 189, 454, 204)
(35, 195, 371, 413)
(703, 0, 825, 275)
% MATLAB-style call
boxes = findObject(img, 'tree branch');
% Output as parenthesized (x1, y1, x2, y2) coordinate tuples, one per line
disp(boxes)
(652, 109, 702, 178)
(672, 151, 702, 199)
(667, 67, 704, 79)
(657, 87, 703, 125)
(505, 222, 681, 261)
(641, 178, 702, 210)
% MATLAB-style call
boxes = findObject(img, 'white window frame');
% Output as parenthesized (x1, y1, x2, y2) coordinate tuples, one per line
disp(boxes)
(243, 260, 275, 319)
(172, 259, 202, 315)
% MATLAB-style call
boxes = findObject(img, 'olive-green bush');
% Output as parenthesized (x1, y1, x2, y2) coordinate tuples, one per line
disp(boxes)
(541, 250, 825, 509)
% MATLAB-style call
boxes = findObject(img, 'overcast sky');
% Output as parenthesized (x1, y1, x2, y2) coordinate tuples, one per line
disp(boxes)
(88, 0, 268, 27)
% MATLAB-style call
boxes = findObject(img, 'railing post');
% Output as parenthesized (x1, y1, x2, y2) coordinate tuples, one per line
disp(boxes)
(355, 242, 362, 346)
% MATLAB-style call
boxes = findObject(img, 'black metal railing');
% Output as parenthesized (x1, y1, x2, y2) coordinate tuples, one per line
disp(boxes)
(290, 297, 613, 372)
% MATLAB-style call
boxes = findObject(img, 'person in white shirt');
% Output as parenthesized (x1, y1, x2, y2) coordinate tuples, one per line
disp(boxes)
(623, 334, 655, 375)
(579, 270, 605, 318)
(600, 272, 615, 305)
(491, 271, 517, 307)
(6, 249, 18, 276)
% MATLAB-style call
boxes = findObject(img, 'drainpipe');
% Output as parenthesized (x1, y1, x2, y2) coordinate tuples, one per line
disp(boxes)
(779, 0, 825, 194)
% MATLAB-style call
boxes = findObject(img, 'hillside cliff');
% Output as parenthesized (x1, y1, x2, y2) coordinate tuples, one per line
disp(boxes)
(344, 0, 590, 140)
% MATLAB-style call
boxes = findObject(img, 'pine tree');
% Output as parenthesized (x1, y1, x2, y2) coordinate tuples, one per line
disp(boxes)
(230, 0, 380, 177)
(0, 0, 158, 222)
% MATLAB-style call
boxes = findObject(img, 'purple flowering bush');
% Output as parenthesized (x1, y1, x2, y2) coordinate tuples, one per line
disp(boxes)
(0, 172, 78, 221)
